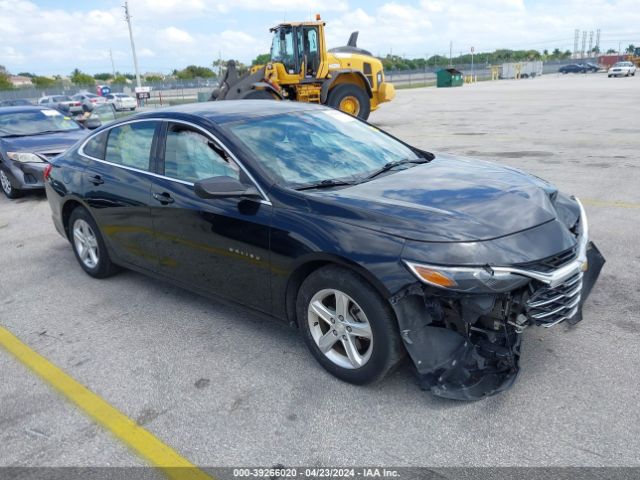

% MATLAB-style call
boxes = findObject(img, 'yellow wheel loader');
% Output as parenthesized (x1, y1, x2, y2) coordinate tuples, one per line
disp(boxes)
(210, 16, 395, 120)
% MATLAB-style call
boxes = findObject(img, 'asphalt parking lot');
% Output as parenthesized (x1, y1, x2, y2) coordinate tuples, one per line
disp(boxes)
(1, 73, 639, 470)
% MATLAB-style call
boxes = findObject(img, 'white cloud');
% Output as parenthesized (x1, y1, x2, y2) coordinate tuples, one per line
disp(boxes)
(1, 0, 639, 75)
(160, 26, 195, 44)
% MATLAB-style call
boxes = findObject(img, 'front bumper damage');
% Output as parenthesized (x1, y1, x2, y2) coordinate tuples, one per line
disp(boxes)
(393, 236, 605, 401)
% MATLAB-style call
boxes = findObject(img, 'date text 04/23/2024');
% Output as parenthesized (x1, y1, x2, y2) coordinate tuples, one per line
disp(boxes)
(232, 468, 400, 478)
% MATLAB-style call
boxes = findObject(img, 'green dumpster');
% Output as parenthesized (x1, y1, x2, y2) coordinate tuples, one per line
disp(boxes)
(436, 68, 464, 88)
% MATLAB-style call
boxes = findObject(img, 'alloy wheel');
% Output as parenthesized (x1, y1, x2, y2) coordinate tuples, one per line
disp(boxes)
(73, 219, 100, 269)
(307, 288, 373, 369)
(0, 170, 12, 195)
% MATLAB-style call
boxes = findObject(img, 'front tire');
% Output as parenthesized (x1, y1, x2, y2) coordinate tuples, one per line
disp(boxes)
(0, 169, 21, 199)
(69, 207, 119, 278)
(296, 265, 403, 385)
(327, 84, 371, 121)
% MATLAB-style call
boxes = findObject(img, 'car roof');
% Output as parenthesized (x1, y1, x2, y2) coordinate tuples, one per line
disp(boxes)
(0, 105, 56, 114)
(133, 100, 326, 125)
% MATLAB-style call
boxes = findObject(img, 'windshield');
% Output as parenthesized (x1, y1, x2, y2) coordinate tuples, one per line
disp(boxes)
(226, 110, 419, 187)
(0, 109, 82, 137)
(53, 96, 71, 102)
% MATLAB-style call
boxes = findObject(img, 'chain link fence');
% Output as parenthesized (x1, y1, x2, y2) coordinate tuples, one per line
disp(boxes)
(1, 57, 604, 104)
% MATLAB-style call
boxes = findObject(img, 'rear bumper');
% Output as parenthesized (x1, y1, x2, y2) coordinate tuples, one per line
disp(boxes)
(44, 180, 67, 239)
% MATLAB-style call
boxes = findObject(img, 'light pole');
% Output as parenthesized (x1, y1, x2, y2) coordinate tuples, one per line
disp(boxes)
(123, 1, 142, 89)
(109, 49, 116, 79)
(471, 46, 475, 80)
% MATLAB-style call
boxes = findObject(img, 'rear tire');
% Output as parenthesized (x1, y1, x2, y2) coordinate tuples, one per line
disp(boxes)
(243, 90, 278, 100)
(68, 207, 119, 279)
(327, 84, 371, 121)
(296, 265, 404, 385)
(0, 169, 21, 199)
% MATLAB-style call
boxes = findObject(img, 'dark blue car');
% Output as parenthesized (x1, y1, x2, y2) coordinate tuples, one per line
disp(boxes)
(44, 101, 604, 399)
(0, 106, 88, 199)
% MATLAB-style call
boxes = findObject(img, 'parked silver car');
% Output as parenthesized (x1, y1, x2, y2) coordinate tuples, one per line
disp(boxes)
(71, 92, 107, 111)
(38, 95, 83, 114)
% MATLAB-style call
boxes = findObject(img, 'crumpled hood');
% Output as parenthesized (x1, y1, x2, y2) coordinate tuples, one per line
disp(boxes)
(0, 129, 87, 155)
(305, 154, 560, 242)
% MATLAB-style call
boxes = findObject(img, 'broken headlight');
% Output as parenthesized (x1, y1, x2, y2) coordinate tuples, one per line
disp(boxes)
(403, 261, 530, 293)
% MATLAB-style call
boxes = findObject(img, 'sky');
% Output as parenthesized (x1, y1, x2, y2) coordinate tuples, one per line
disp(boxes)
(1, 0, 639, 76)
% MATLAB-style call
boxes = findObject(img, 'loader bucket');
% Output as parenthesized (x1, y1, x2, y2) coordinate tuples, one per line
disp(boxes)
(210, 61, 268, 101)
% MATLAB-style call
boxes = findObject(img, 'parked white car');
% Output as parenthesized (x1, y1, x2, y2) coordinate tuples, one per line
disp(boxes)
(105, 93, 137, 111)
(608, 62, 636, 77)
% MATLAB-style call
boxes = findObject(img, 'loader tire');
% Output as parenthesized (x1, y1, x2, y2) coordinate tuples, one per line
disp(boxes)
(327, 84, 370, 120)
(243, 90, 278, 100)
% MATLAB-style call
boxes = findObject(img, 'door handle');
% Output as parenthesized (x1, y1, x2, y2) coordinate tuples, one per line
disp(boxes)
(153, 191, 175, 204)
(87, 174, 104, 186)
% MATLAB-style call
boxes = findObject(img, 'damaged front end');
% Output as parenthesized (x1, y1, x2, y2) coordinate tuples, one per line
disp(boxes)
(393, 199, 605, 400)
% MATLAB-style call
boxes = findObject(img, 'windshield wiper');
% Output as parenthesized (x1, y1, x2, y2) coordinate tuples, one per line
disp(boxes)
(362, 158, 431, 182)
(25, 130, 77, 136)
(295, 179, 357, 191)
(0, 133, 26, 138)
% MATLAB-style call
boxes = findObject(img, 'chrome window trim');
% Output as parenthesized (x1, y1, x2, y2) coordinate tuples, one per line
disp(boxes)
(78, 117, 272, 205)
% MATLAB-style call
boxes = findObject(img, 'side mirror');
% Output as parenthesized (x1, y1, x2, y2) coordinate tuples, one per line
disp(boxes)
(194, 176, 261, 200)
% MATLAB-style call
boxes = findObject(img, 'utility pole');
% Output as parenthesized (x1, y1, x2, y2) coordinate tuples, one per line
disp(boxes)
(449, 40, 453, 66)
(595, 29, 601, 55)
(109, 49, 116, 78)
(581, 30, 587, 59)
(588, 31, 594, 59)
(123, 1, 142, 88)
(573, 29, 579, 59)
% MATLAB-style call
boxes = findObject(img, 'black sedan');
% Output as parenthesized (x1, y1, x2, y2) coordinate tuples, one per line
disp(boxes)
(558, 64, 587, 74)
(0, 106, 88, 199)
(44, 101, 604, 400)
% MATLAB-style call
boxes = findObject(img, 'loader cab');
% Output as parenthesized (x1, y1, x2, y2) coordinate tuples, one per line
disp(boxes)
(269, 22, 326, 80)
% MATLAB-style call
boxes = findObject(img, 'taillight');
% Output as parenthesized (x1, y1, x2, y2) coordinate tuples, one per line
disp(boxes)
(43, 163, 53, 181)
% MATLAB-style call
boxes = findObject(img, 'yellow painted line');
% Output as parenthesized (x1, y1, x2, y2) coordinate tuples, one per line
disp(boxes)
(0, 326, 213, 480)
(581, 198, 640, 209)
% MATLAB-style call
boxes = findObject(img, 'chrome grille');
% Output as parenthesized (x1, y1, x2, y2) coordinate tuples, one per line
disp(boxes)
(526, 272, 583, 327)
(516, 246, 577, 272)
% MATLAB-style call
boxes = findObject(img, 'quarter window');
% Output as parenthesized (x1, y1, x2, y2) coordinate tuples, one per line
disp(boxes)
(105, 121, 156, 171)
(163, 124, 239, 183)
(83, 131, 109, 160)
